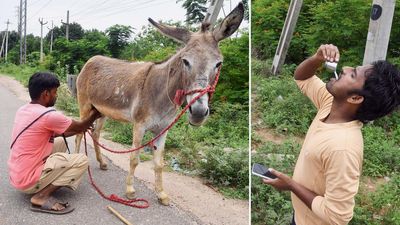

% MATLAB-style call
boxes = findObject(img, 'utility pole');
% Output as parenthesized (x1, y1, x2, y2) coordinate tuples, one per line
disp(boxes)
(0, 32, 5, 58)
(61, 10, 69, 41)
(271, 0, 303, 75)
(47, 20, 54, 53)
(19, 0, 27, 64)
(39, 18, 48, 63)
(204, 0, 224, 25)
(5, 19, 10, 62)
(363, 0, 396, 65)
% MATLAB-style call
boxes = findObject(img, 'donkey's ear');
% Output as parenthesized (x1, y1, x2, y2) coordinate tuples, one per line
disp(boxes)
(148, 18, 192, 44)
(212, 2, 244, 42)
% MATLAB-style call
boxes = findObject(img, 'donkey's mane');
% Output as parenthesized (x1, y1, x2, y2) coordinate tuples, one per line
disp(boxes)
(154, 47, 183, 65)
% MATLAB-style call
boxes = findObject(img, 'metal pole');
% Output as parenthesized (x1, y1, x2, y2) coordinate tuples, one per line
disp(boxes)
(66, 10, 69, 40)
(61, 10, 70, 41)
(271, 0, 303, 75)
(204, 0, 224, 25)
(19, 0, 23, 64)
(362, 0, 396, 65)
(39, 18, 48, 63)
(23, 0, 26, 64)
(48, 20, 53, 53)
(5, 19, 10, 62)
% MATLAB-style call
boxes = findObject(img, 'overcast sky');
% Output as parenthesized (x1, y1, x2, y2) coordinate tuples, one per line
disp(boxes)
(0, 0, 245, 37)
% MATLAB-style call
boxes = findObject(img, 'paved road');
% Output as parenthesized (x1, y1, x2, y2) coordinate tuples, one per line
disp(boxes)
(0, 81, 202, 225)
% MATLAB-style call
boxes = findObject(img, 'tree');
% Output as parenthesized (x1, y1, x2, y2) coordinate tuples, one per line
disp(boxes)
(105, 24, 134, 58)
(177, 0, 208, 25)
(46, 22, 84, 41)
(128, 22, 181, 60)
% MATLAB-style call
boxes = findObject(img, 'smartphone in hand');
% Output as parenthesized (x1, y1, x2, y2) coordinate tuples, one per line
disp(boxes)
(252, 163, 278, 180)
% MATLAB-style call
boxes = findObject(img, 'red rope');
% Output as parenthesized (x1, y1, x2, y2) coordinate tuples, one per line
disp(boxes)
(84, 133, 150, 208)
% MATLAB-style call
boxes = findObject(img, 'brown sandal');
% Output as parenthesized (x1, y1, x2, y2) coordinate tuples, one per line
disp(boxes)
(30, 196, 75, 214)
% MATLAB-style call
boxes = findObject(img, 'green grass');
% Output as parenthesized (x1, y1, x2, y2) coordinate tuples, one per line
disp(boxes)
(0, 63, 43, 86)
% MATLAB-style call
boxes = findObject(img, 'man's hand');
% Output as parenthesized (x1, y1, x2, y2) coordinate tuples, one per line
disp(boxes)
(294, 43, 340, 80)
(262, 168, 318, 209)
(314, 44, 340, 62)
(262, 169, 293, 191)
(89, 107, 102, 120)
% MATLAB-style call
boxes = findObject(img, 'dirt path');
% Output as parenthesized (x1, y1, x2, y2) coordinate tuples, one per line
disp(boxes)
(0, 74, 248, 225)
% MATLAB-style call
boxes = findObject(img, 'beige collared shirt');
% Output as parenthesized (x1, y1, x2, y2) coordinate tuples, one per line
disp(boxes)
(292, 76, 363, 225)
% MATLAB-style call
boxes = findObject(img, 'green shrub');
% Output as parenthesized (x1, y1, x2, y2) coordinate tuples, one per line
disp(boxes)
(199, 147, 248, 199)
(0, 63, 42, 86)
(55, 83, 80, 117)
(251, 139, 300, 225)
(352, 174, 400, 225)
(251, 0, 400, 66)
(252, 61, 316, 136)
(362, 125, 400, 176)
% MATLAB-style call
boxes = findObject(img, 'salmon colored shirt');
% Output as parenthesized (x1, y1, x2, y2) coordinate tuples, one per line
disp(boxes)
(8, 103, 72, 190)
(292, 76, 363, 225)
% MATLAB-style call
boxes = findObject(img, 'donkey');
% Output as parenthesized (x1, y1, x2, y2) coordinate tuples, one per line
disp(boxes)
(75, 3, 244, 205)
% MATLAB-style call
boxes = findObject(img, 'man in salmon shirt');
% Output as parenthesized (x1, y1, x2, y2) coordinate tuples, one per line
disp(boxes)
(8, 72, 101, 214)
(263, 44, 400, 225)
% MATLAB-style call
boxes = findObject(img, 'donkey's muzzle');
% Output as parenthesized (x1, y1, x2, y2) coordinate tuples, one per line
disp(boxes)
(188, 102, 209, 126)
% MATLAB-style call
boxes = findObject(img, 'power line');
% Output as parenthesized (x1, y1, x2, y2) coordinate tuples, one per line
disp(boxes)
(70, 0, 109, 17)
(28, 0, 45, 7)
(78, 0, 170, 23)
(27, 0, 54, 21)
(72, 0, 153, 18)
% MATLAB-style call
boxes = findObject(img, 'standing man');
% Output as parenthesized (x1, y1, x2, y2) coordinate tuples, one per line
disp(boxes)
(263, 44, 400, 224)
(8, 72, 101, 214)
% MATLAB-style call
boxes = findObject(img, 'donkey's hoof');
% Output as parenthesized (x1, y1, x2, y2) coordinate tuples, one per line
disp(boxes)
(100, 162, 108, 170)
(158, 192, 170, 206)
(126, 191, 136, 199)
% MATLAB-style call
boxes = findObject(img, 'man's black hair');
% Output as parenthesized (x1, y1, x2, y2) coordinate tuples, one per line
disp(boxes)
(355, 60, 400, 123)
(28, 72, 60, 100)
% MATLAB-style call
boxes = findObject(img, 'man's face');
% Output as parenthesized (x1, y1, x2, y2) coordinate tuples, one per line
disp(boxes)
(45, 88, 58, 107)
(326, 64, 373, 101)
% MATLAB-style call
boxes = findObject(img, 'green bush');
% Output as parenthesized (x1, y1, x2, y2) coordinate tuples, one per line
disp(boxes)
(252, 60, 316, 135)
(362, 125, 400, 176)
(55, 83, 79, 117)
(0, 63, 42, 86)
(251, 0, 400, 66)
(352, 174, 400, 225)
(199, 147, 248, 199)
(216, 32, 249, 105)
(251, 139, 300, 225)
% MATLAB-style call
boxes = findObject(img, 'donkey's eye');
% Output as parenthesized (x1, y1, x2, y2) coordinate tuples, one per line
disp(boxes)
(182, 59, 190, 68)
(215, 62, 222, 68)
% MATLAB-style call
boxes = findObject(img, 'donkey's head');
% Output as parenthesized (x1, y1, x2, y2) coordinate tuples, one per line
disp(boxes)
(148, 2, 244, 126)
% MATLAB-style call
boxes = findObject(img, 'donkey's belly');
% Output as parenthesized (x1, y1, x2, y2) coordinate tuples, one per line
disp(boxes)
(94, 104, 133, 123)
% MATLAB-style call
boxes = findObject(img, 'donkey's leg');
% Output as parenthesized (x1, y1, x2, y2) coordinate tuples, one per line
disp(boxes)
(126, 125, 145, 199)
(153, 131, 169, 205)
(74, 103, 92, 153)
(91, 117, 107, 170)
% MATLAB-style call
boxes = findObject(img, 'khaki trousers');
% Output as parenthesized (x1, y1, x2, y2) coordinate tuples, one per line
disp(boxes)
(22, 137, 88, 194)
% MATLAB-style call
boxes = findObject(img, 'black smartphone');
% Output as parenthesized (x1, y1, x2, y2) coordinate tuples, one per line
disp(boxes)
(252, 163, 278, 180)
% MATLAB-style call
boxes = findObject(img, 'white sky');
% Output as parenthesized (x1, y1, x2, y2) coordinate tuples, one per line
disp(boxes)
(0, 0, 246, 37)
